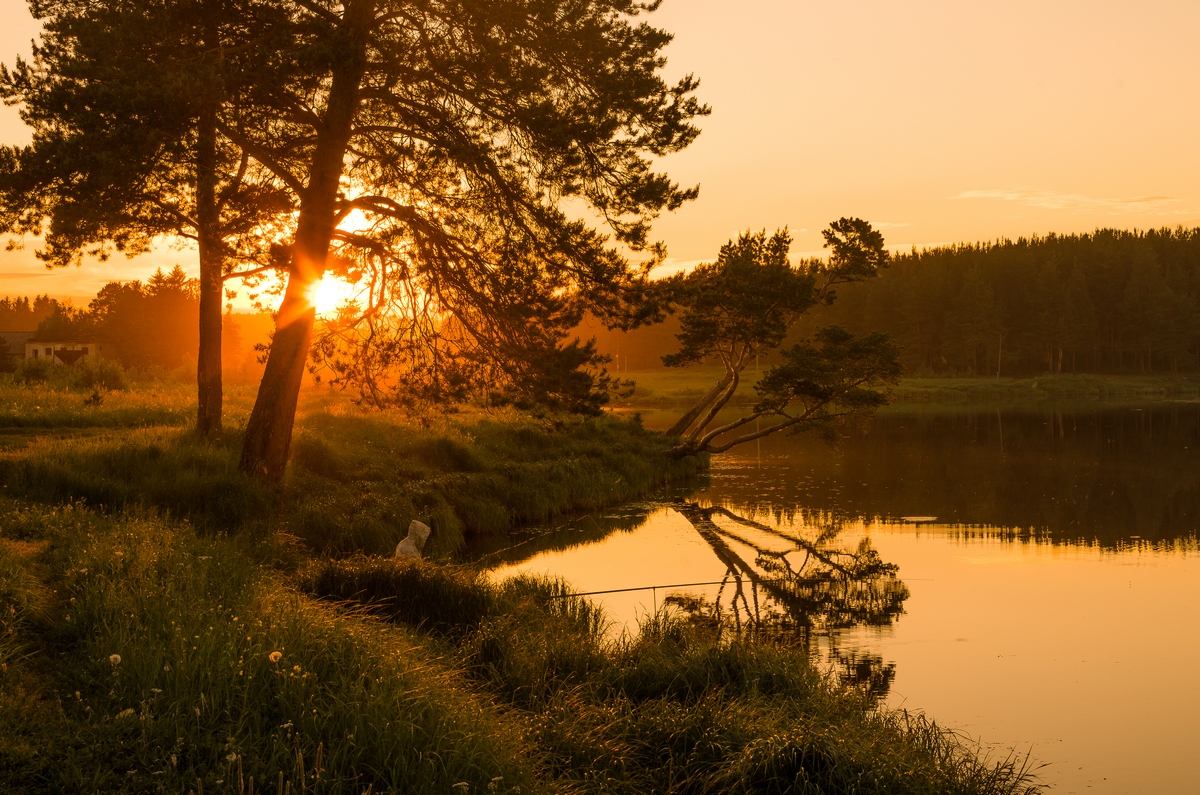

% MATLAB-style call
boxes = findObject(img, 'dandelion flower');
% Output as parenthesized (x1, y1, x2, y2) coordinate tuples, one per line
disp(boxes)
(268, 651, 282, 663)
(109, 654, 121, 666)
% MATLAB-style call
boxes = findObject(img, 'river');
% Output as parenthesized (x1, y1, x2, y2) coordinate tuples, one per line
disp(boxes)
(468, 403, 1200, 795)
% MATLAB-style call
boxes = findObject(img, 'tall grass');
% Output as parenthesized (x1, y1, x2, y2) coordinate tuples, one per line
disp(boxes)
(287, 412, 705, 556)
(0, 381, 195, 429)
(0, 503, 535, 794)
(1, 429, 274, 533)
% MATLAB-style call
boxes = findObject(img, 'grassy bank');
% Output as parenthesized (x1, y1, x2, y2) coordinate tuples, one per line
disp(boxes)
(0, 380, 704, 557)
(615, 367, 1200, 411)
(0, 380, 1043, 793)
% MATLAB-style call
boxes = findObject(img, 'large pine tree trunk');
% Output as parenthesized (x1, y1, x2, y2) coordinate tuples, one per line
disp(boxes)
(238, 280, 317, 479)
(196, 105, 223, 437)
(237, 174, 344, 481)
(238, 2, 372, 481)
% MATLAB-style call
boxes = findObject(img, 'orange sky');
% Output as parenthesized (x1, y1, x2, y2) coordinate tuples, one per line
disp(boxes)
(3, 0, 1200, 303)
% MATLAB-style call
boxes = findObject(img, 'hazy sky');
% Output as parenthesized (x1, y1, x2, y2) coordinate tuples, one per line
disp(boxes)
(2, 0, 1200, 302)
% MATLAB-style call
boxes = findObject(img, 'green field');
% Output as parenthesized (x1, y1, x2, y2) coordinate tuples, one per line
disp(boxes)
(0, 377, 1043, 794)
(616, 367, 1200, 411)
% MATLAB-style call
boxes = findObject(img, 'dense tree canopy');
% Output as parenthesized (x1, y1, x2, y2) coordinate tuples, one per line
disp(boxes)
(2, 0, 706, 479)
(0, 295, 58, 332)
(209, 0, 707, 480)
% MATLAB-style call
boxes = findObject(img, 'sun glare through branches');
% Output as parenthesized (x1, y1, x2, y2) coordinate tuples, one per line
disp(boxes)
(308, 273, 361, 317)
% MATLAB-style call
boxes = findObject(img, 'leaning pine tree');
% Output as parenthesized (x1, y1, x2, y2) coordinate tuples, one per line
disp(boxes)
(661, 219, 901, 458)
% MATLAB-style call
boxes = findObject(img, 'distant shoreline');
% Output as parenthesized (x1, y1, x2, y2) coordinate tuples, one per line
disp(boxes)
(615, 368, 1200, 411)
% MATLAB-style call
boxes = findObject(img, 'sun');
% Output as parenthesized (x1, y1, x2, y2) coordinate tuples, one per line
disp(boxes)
(308, 273, 361, 316)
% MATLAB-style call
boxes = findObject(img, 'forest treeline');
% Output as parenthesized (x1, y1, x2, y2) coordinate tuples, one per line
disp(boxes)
(800, 227, 1200, 376)
(590, 227, 1200, 376)
(1, 267, 270, 375)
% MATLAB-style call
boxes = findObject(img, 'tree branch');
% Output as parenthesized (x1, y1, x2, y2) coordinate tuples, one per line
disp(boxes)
(216, 121, 307, 198)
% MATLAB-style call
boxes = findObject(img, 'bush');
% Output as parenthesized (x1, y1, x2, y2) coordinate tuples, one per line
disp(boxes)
(13, 356, 53, 385)
(69, 358, 128, 391)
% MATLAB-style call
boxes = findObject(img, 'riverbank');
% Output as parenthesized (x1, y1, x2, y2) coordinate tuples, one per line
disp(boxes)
(614, 368, 1200, 410)
(0, 380, 704, 556)
(0, 500, 1042, 794)
(0, 380, 1043, 793)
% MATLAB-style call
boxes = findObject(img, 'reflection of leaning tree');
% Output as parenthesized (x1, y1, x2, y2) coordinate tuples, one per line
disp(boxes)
(660, 222, 901, 458)
(669, 501, 907, 700)
(669, 501, 909, 638)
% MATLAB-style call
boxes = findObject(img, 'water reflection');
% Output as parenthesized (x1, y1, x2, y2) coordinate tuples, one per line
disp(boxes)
(667, 501, 908, 641)
(472, 498, 910, 697)
(670, 403, 1200, 548)
(473, 403, 1200, 793)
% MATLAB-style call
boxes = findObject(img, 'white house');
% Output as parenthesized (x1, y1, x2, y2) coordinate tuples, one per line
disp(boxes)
(23, 340, 103, 366)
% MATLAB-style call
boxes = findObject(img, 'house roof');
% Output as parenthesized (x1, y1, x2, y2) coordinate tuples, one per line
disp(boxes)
(26, 339, 98, 345)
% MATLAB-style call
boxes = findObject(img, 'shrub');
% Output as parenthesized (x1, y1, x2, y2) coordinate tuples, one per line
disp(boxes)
(70, 358, 128, 391)
(13, 356, 53, 385)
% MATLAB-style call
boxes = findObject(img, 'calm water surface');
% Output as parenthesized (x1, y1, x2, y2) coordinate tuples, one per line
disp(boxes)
(470, 404, 1200, 795)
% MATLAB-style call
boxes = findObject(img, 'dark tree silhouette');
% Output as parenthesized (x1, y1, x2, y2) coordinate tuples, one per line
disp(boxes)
(0, 296, 58, 332)
(797, 227, 1200, 375)
(662, 220, 898, 457)
(0, 0, 292, 436)
(206, 0, 707, 481)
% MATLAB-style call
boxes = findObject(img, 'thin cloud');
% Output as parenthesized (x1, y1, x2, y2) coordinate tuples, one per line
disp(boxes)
(952, 188, 1180, 213)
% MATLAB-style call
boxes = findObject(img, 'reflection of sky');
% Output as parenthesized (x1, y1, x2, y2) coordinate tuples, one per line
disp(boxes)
(489, 507, 732, 632)
(841, 528, 1200, 795)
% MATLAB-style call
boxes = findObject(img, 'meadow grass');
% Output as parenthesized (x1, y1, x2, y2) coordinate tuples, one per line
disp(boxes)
(0, 502, 535, 794)
(614, 366, 1200, 412)
(1, 387, 704, 557)
(0, 380, 197, 429)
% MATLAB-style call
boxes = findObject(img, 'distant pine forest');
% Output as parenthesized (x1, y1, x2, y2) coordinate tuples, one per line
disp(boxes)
(595, 227, 1200, 376)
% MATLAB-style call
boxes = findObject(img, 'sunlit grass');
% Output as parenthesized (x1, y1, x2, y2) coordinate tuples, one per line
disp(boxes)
(0, 388, 705, 554)
(0, 504, 533, 794)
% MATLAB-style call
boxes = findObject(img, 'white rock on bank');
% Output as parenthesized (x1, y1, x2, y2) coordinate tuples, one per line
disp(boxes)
(395, 520, 432, 559)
